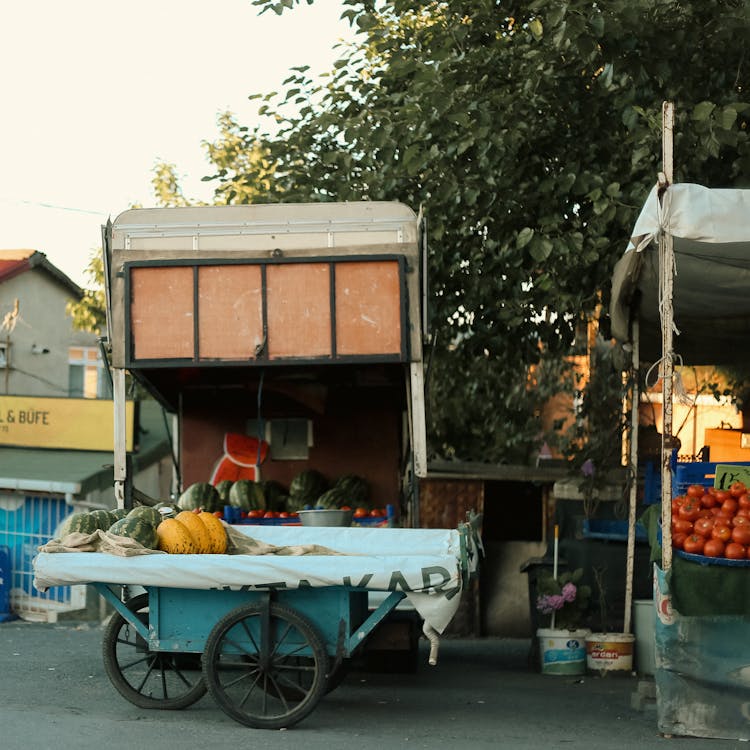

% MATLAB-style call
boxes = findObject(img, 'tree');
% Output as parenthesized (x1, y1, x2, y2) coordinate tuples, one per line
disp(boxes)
(159, 0, 750, 465)
(66, 251, 107, 336)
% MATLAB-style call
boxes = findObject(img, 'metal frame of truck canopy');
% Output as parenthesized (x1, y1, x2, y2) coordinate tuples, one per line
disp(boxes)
(103, 202, 427, 512)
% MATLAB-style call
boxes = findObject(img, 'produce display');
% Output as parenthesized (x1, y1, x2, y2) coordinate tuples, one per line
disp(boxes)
(198, 472, 391, 523)
(54, 503, 229, 554)
(670, 481, 750, 560)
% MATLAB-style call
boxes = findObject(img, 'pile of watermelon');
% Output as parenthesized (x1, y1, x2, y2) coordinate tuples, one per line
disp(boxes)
(55, 505, 168, 550)
(188, 471, 390, 520)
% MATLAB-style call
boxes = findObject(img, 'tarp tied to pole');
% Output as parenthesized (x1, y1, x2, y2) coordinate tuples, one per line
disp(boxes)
(611, 183, 750, 366)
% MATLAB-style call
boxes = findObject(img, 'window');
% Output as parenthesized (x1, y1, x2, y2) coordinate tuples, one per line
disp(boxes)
(68, 346, 111, 398)
(0, 342, 8, 368)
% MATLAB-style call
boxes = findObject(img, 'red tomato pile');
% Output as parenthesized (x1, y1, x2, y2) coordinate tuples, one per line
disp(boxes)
(671, 481, 750, 560)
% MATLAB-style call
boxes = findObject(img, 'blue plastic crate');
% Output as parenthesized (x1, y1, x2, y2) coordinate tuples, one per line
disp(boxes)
(672, 460, 750, 497)
(582, 519, 647, 543)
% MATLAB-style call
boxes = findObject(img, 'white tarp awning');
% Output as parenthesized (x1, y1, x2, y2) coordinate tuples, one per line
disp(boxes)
(610, 182, 750, 364)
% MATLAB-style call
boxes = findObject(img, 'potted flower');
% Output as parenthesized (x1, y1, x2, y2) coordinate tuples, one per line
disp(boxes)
(535, 568, 592, 675)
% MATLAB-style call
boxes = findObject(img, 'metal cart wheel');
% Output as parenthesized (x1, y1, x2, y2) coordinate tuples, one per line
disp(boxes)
(102, 593, 207, 710)
(202, 600, 329, 729)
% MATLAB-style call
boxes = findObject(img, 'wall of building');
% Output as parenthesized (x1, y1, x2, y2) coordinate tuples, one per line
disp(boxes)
(0, 271, 97, 397)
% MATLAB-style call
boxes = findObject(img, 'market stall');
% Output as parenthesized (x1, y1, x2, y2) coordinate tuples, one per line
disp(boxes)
(610, 107, 750, 740)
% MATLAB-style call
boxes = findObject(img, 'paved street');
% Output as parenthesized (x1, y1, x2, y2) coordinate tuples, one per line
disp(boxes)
(0, 619, 741, 750)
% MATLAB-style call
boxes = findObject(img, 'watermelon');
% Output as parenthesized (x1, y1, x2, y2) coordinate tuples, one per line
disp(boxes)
(260, 480, 287, 512)
(109, 517, 159, 549)
(57, 512, 99, 539)
(214, 480, 234, 505)
(333, 474, 370, 508)
(88, 509, 116, 531)
(127, 505, 163, 527)
(315, 487, 348, 510)
(178, 482, 220, 513)
(229, 479, 266, 512)
(109, 507, 129, 521)
(289, 469, 327, 505)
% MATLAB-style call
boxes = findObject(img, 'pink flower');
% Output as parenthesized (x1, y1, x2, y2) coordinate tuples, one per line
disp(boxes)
(561, 582, 577, 603)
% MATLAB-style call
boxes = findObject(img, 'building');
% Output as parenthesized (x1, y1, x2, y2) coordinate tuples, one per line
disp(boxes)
(0, 250, 173, 622)
(0, 249, 107, 398)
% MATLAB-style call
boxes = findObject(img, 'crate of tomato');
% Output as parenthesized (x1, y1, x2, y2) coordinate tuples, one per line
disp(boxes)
(670, 477, 750, 565)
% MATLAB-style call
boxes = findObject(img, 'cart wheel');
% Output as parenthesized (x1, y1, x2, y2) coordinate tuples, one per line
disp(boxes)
(102, 593, 207, 710)
(203, 601, 329, 729)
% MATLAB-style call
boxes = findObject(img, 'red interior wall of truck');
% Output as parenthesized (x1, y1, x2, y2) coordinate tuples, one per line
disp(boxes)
(179, 386, 401, 506)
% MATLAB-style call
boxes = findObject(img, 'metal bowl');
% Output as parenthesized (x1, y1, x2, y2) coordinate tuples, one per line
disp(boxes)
(297, 509, 353, 527)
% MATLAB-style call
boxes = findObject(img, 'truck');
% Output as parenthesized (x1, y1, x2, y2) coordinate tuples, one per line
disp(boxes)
(102, 201, 428, 525)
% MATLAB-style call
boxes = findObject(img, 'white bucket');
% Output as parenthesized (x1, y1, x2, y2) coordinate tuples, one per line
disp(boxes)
(633, 599, 656, 676)
(537, 628, 589, 675)
(585, 632, 634, 673)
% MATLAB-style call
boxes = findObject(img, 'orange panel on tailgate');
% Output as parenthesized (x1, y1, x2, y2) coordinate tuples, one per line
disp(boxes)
(198, 265, 263, 360)
(131, 266, 194, 360)
(266, 263, 332, 359)
(335, 261, 402, 356)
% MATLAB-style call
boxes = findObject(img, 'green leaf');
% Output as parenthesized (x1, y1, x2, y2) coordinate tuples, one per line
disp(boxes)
(529, 18, 544, 41)
(517, 228, 535, 249)
(692, 101, 716, 122)
(720, 106, 738, 130)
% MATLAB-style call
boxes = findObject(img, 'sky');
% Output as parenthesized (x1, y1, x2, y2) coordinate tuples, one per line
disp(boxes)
(0, 0, 353, 287)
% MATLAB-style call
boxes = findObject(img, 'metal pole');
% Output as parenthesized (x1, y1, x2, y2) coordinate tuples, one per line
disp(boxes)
(659, 101, 675, 572)
(623, 319, 640, 634)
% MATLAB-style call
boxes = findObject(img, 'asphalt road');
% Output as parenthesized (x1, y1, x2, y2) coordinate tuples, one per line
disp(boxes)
(0, 619, 741, 750)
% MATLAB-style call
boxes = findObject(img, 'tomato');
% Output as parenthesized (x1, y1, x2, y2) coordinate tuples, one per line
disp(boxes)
(671, 532, 688, 550)
(724, 542, 747, 560)
(672, 519, 694, 535)
(730, 481, 748, 498)
(710, 506, 722, 516)
(278, 512, 289, 518)
(721, 498, 739, 516)
(714, 512, 735, 527)
(683, 534, 705, 555)
(263, 511, 276, 518)
(686, 484, 705, 499)
(700, 493, 717, 509)
(696, 508, 714, 519)
(711, 523, 732, 542)
(714, 490, 730, 503)
(353, 507, 368, 518)
(732, 515, 750, 527)
(736, 507, 750, 519)
(247, 509, 263, 518)
(738, 493, 750, 510)
(693, 517, 715, 537)
(703, 538, 725, 557)
(340, 505, 352, 511)
(678, 503, 701, 522)
(731, 525, 750, 546)
(213, 511, 223, 518)
(370, 508, 386, 517)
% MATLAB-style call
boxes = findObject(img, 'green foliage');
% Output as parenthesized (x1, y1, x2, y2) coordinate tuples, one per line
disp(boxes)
(66, 252, 107, 335)
(159, 0, 750, 464)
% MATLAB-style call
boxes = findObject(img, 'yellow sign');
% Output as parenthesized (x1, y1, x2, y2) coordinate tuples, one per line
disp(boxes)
(0, 396, 134, 451)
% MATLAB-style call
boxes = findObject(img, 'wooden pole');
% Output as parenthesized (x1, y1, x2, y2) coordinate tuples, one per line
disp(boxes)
(659, 101, 675, 572)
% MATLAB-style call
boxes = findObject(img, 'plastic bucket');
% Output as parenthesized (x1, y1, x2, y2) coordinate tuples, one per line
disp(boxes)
(585, 632, 634, 673)
(537, 628, 589, 675)
(633, 599, 656, 676)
